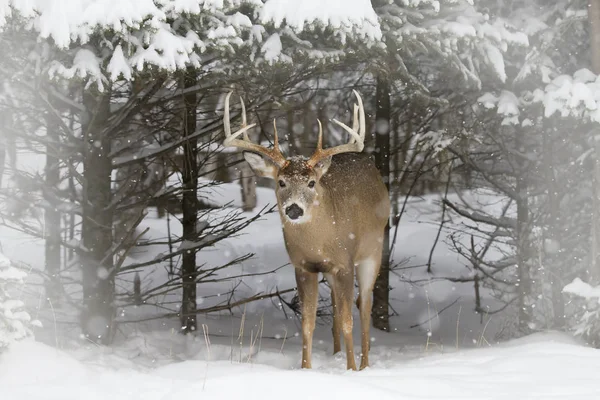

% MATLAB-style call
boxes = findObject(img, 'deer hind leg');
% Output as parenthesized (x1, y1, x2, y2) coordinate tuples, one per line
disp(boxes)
(332, 269, 357, 371)
(356, 251, 382, 370)
(295, 268, 318, 369)
(325, 273, 341, 354)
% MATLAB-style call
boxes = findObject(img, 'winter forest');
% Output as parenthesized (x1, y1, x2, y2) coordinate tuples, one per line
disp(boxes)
(2, 0, 600, 398)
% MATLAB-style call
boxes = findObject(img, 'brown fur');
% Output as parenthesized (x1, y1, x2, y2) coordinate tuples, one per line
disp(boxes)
(246, 152, 389, 370)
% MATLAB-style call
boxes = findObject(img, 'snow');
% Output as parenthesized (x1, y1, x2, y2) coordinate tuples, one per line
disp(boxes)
(2, 0, 165, 48)
(0, 1, 596, 393)
(0, 252, 10, 268)
(2, 332, 600, 399)
(259, 0, 382, 42)
(497, 90, 519, 116)
(0, 0, 382, 85)
(477, 92, 498, 109)
(261, 33, 284, 62)
(48, 49, 106, 90)
(2, 147, 599, 398)
(483, 42, 507, 83)
(133, 23, 202, 71)
(440, 20, 477, 37)
(0, 266, 26, 281)
(107, 45, 132, 82)
(563, 279, 600, 342)
(0, 250, 38, 348)
(477, 90, 520, 124)
(539, 70, 600, 123)
(574, 68, 597, 83)
(564, 278, 600, 302)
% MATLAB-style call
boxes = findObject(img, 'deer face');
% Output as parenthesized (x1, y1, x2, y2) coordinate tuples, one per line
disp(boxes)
(223, 90, 365, 223)
(244, 154, 331, 224)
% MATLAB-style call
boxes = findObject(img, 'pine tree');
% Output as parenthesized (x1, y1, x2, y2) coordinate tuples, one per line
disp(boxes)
(0, 252, 40, 349)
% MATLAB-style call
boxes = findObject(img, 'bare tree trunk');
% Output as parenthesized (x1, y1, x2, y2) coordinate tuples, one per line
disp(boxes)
(180, 67, 198, 333)
(542, 121, 565, 328)
(67, 87, 77, 263)
(81, 84, 115, 344)
(515, 127, 531, 333)
(0, 112, 5, 188)
(214, 152, 230, 183)
(373, 75, 391, 332)
(44, 112, 62, 303)
(391, 110, 401, 217)
(301, 103, 314, 157)
(588, 0, 600, 282)
(286, 108, 298, 153)
(240, 160, 256, 212)
(0, 109, 16, 188)
(317, 104, 329, 145)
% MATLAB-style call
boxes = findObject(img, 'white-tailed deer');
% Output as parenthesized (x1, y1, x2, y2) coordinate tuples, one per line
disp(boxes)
(222, 91, 390, 370)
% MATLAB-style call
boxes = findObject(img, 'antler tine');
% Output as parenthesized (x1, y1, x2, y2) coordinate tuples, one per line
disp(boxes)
(240, 95, 250, 141)
(354, 89, 366, 144)
(223, 91, 256, 144)
(223, 91, 233, 139)
(273, 119, 279, 149)
(316, 119, 323, 150)
(307, 91, 366, 167)
(350, 104, 359, 144)
(222, 91, 287, 167)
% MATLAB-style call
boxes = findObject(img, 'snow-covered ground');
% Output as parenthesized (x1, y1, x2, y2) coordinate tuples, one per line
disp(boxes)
(2, 331, 600, 399)
(2, 150, 599, 399)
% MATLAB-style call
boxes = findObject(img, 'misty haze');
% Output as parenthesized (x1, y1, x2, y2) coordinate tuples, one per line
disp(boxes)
(1, 1, 600, 399)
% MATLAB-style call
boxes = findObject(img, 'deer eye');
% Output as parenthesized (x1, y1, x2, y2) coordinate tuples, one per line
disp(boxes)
(278, 180, 286, 188)
(308, 180, 316, 189)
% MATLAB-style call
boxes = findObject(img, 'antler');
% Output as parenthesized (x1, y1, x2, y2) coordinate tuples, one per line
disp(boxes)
(223, 92, 287, 168)
(307, 90, 366, 167)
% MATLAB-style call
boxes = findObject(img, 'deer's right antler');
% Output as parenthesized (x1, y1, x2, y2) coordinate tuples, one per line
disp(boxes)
(223, 92, 288, 168)
(307, 90, 366, 167)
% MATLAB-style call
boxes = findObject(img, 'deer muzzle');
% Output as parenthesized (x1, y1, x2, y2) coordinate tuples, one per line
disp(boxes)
(285, 203, 304, 220)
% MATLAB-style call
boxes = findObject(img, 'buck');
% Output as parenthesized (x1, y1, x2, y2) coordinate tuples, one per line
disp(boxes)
(222, 90, 390, 370)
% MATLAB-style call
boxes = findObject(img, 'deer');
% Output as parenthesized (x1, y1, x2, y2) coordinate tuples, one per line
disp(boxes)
(222, 90, 390, 371)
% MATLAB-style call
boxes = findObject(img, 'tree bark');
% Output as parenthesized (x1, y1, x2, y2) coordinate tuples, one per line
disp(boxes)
(180, 67, 198, 333)
(301, 103, 314, 157)
(44, 112, 62, 303)
(372, 75, 391, 332)
(515, 127, 531, 333)
(240, 160, 257, 212)
(542, 121, 565, 328)
(0, 109, 16, 188)
(81, 84, 115, 344)
(588, 0, 600, 282)
(0, 112, 6, 189)
(214, 152, 230, 183)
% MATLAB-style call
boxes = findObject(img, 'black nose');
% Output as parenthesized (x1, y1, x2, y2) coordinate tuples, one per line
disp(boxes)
(285, 204, 304, 220)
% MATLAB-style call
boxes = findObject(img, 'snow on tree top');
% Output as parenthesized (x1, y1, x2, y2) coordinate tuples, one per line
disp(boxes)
(259, 0, 381, 42)
(539, 69, 600, 122)
(1, 0, 381, 48)
(0, 0, 165, 48)
(0, 253, 26, 282)
(1, 0, 382, 84)
(477, 90, 520, 125)
(564, 278, 600, 302)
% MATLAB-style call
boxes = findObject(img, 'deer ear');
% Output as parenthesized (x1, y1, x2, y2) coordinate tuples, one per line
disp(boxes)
(314, 157, 332, 179)
(243, 152, 278, 179)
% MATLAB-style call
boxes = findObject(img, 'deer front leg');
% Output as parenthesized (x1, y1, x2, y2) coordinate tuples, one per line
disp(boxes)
(325, 273, 341, 354)
(356, 255, 381, 370)
(295, 268, 318, 369)
(333, 270, 357, 371)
